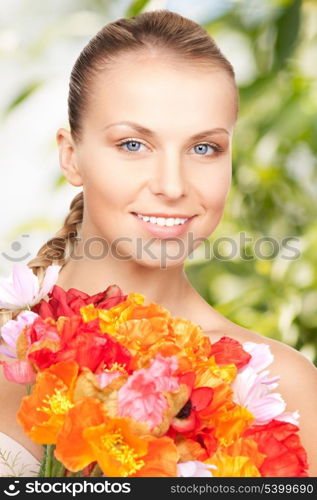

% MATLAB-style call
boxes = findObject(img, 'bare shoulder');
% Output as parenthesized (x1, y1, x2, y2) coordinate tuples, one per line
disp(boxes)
(0, 363, 44, 463)
(204, 310, 316, 379)
(215, 319, 317, 405)
(228, 321, 317, 381)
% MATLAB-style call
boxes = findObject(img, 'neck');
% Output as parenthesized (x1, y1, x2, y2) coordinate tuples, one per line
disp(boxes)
(55, 235, 193, 317)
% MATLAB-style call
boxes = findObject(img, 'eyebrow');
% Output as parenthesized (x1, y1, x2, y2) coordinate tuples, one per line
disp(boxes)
(102, 120, 229, 140)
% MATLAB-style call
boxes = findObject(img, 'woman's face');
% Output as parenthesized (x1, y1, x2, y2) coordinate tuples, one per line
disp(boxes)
(60, 53, 237, 269)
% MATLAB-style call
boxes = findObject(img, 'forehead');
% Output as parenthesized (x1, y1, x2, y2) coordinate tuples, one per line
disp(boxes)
(85, 54, 237, 134)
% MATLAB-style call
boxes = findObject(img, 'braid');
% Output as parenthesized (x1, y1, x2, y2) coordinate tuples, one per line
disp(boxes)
(0, 191, 84, 327)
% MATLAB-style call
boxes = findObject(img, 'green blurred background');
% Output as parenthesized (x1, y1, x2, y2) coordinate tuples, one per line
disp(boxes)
(0, 0, 316, 364)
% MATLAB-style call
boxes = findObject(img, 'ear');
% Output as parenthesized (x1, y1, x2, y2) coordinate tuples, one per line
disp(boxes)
(56, 128, 83, 187)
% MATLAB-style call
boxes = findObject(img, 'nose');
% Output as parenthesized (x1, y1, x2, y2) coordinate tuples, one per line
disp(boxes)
(149, 151, 188, 199)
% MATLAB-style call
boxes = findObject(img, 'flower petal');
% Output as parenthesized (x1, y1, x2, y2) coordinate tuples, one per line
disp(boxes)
(178, 460, 216, 477)
(12, 264, 39, 305)
(241, 342, 274, 373)
(132, 436, 179, 477)
(0, 277, 23, 308)
(1, 310, 38, 349)
(38, 265, 62, 301)
(191, 387, 214, 412)
(0, 360, 36, 384)
(0, 345, 17, 358)
(275, 411, 300, 426)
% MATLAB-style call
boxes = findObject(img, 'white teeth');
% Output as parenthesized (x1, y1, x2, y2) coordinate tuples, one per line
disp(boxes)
(136, 213, 188, 226)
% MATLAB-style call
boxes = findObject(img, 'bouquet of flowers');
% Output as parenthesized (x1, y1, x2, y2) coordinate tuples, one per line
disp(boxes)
(0, 264, 309, 477)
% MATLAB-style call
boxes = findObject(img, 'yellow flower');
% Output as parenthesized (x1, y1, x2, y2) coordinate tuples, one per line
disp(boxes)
(195, 357, 237, 388)
(209, 404, 254, 447)
(206, 451, 261, 477)
(80, 293, 145, 334)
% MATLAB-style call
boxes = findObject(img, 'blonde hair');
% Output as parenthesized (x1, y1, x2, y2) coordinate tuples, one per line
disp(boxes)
(0, 9, 238, 327)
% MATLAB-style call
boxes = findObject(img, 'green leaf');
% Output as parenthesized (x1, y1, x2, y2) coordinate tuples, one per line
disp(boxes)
(4, 81, 43, 116)
(273, 0, 301, 70)
(54, 174, 67, 190)
(125, 0, 150, 17)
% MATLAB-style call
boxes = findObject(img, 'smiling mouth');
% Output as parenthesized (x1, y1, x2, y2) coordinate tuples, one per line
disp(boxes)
(131, 212, 196, 227)
(131, 212, 195, 219)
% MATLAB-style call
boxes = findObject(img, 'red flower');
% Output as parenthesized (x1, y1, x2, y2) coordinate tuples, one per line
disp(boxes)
(243, 420, 309, 477)
(31, 284, 127, 319)
(27, 316, 132, 373)
(210, 336, 251, 369)
(170, 372, 214, 433)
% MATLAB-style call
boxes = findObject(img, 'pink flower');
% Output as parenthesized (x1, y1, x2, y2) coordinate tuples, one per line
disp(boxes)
(0, 264, 61, 310)
(96, 371, 122, 388)
(0, 359, 36, 384)
(25, 316, 60, 348)
(232, 366, 286, 424)
(0, 310, 38, 358)
(146, 354, 179, 391)
(177, 461, 216, 477)
(117, 355, 179, 429)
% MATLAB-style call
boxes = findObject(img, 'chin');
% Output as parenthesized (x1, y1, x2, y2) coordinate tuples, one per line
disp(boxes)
(134, 254, 186, 270)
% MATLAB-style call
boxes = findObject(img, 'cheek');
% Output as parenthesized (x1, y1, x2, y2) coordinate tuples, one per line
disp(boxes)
(201, 163, 232, 212)
(80, 155, 133, 210)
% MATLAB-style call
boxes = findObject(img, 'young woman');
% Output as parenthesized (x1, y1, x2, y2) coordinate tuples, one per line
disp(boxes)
(1, 9, 317, 476)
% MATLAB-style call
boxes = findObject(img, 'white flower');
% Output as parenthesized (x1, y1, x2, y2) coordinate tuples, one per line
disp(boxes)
(241, 341, 274, 373)
(177, 461, 216, 477)
(275, 410, 300, 426)
(239, 342, 301, 426)
(0, 263, 61, 310)
(232, 366, 286, 424)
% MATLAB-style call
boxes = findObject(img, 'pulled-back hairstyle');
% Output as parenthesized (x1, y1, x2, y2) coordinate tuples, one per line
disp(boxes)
(0, 9, 238, 324)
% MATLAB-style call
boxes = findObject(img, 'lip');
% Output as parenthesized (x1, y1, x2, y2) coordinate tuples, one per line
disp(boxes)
(131, 212, 196, 239)
(132, 212, 194, 218)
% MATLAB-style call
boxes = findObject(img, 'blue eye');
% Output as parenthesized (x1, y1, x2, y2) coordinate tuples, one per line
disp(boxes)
(117, 140, 146, 153)
(192, 143, 218, 155)
(116, 139, 223, 157)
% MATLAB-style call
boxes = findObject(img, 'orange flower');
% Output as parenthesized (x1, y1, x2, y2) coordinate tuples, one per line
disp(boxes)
(54, 398, 108, 471)
(198, 382, 234, 420)
(115, 318, 169, 353)
(174, 434, 209, 462)
(132, 436, 179, 477)
(129, 302, 171, 321)
(16, 360, 78, 444)
(111, 317, 174, 370)
(84, 418, 148, 477)
(169, 318, 212, 369)
(226, 437, 266, 470)
(55, 398, 149, 475)
(208, 404, 254, 447)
